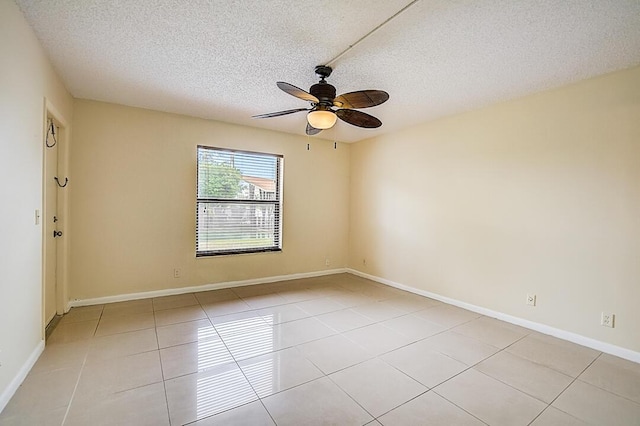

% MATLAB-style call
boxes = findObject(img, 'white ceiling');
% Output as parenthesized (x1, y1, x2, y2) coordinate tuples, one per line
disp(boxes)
(15, 0, 640, 142)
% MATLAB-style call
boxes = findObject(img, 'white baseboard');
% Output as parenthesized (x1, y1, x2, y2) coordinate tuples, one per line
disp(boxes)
(347, 268, 640, 364)
(0, 340, 45, 413)
(66, 265, 640, 363)
(69, 268, 348, 308)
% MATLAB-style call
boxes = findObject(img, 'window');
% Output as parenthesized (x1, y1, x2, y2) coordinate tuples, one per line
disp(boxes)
(196, 146, 283, 256)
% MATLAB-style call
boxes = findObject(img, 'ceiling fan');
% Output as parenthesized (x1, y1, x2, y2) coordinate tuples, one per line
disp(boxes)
(252, 65, 389, 135)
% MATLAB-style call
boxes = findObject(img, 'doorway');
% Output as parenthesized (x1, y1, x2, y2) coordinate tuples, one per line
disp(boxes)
(43, 100, 70, 333)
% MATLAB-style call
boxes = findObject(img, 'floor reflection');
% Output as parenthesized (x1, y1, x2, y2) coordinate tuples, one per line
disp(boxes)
(196, 314, 274, 419)
(195, 366, 255, 419)
(239, 356, 279, 397)
(214, 314, 275, 360)
(196, 338, 233, 371)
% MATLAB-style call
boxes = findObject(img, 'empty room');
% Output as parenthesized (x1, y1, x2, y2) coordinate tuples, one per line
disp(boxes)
(1, 0, 640, 425)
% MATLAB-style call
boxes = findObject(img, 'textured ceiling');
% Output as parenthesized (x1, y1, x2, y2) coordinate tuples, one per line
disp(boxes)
(15, 0, 640, 142)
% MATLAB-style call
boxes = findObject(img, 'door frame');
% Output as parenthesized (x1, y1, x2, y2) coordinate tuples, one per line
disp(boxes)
(42, 98, 71, 335)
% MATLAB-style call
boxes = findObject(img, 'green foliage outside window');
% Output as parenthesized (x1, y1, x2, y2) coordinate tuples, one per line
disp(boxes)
(199, 162, 242, 199)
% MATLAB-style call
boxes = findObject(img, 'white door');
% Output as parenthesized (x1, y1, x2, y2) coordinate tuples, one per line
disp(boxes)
(44, 117, 62, 326)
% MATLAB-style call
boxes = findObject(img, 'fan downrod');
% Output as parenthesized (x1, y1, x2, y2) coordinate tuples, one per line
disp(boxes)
(315, 65, 333, 81)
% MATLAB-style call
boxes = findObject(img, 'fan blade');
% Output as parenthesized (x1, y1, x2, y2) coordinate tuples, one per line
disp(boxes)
(252, 108, 309, 119)
(333, 90, 389, 108)
(277, 82, 319, 103)
(306, 123, 322, 136)
(336, 109, 382, 128)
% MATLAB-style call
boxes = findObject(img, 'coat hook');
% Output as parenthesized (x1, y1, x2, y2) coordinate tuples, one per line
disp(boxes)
(54, 177, 68, 188)
(46, 121, 57, 148)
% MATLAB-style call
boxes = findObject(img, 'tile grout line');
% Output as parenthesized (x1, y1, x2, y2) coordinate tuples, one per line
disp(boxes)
(572, 355, 640, 407)
(465, 333, 562, 424)
(491, 333, 609, 408)
(323, 366, 379, 423)
(525, 352, 603, 426)
(409, 332, 532, 425)
(417, 351, 496, 425)
(365, 356, 479, 424)
(430, 388, 491, 426)
(152, 297, 173, 426)
(358, 310, 512, 422)
(466, 333, 564, 404)
(425, 333, 511, 426)
(60, 305, 104, 425)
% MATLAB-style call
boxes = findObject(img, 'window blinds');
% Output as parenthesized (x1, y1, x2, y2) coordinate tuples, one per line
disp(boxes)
(196, 146, 283, 256)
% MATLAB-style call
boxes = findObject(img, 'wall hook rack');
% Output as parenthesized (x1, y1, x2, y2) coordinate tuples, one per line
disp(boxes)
(54, 177, 68, 188)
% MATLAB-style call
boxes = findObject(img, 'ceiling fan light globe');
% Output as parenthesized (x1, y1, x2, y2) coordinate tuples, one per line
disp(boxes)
(307, 110, 337, 129)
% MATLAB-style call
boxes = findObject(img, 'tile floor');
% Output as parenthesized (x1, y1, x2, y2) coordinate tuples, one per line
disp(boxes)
(1, 273, 640, 425)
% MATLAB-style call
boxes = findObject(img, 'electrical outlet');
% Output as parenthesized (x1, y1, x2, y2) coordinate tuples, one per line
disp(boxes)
(362, 258, 367, 266)
(526, 294, 536, 306)
(173, 268, 181, 279)
(601, 312, 615, 328)
(325, 258, 330, 267)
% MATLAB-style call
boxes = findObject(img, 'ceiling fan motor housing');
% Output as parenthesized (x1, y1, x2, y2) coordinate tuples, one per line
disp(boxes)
(309, 82, 336, 106)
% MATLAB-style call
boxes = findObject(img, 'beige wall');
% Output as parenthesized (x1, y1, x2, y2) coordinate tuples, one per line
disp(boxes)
(349, 66, 640, 352)
(0, 0, 73, 405)
(2, 0, 638, 405)
(69, 100, 350, 300)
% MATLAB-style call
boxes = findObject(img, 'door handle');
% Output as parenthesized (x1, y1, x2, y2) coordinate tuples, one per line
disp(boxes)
(53, 230, 63, 238)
